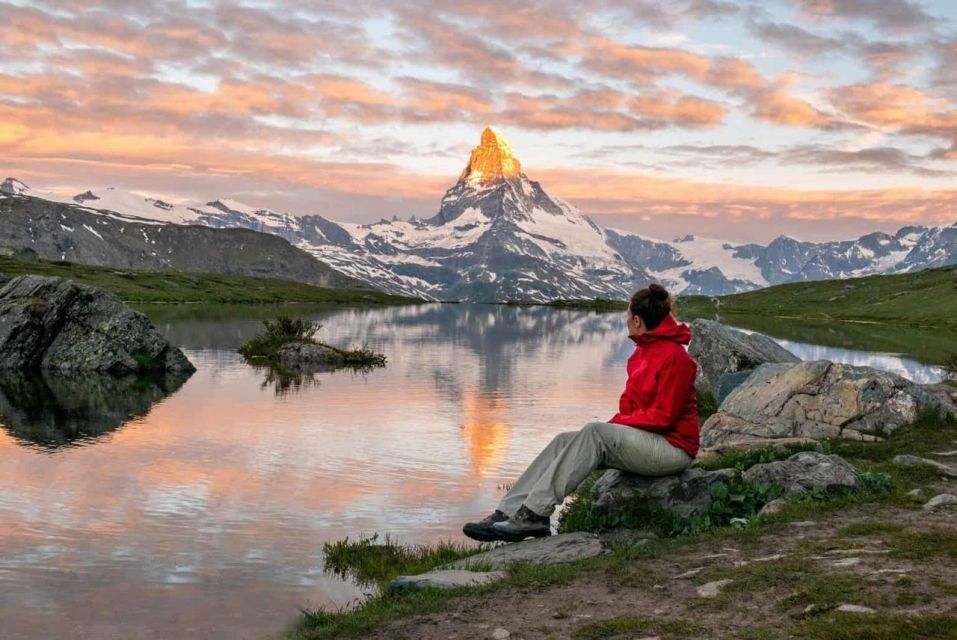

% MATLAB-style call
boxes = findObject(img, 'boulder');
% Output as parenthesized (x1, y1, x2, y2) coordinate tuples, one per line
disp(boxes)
(277, 342, 345, 368)
(919, 383, 957, 418)
(0, 275, 193, 373)
(591, 451, 860, 520)
(388, 569, 505, 592)
(701, 361, 943, 447)
(592, 467, 736, 518)
(688, 319, 799, 397)
(923, 494, 957, 510)
(446, 532, 604, 570)
(743, 452, 861, 493)
(715, 369, 759, 406)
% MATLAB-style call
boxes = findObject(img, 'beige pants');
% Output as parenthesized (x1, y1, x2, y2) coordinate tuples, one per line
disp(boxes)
(498, 421, 692, 517)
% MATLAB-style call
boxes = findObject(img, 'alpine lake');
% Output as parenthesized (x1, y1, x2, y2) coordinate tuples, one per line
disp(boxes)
(0, 302, 952, 639)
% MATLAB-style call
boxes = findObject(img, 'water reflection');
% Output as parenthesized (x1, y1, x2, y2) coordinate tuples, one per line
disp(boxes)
(0, 370, 190, 450)
(0, 303, 949, 640)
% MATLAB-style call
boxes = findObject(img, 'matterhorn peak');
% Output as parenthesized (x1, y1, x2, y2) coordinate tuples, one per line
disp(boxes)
(458, 126, 524, 186)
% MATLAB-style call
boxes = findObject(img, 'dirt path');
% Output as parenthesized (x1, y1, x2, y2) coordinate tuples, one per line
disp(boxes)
(364, 497, 957, 639)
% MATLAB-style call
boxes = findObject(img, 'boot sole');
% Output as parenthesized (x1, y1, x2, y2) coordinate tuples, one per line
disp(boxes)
(490, 528, 551, 543)
(462, 523, 509, 542)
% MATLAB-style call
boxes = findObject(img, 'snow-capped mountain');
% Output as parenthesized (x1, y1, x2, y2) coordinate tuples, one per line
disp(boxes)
(2, 127, 956, 301)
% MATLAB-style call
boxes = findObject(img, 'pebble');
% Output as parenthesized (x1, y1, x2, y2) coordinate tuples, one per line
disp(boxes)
(675, 567, 704, 579)
(831, 557, 861, 567)
(837, 604, 876, 614)
(932, 450, 957, 457)
(492, 628, 510, 639)
(697, 579, 733, 598)
(907, 488, 924, 498)
(790, 521, 818, 528)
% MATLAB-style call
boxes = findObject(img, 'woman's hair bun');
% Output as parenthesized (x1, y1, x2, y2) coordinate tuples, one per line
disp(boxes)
(648, 283, 670, 300)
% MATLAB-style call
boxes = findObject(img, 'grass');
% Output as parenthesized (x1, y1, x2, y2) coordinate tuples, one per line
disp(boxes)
(793, 612, 957, 639)
(530, 267, 957, 366)
(322, 534, 480, 589)
(572, 615, 704, 639)
(288, 411, 957, 639)
(0, 255, 420, 305)
(238, 316, 387, 368)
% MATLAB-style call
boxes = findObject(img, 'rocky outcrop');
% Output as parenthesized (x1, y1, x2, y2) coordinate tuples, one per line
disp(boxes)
(701, 361, 943, 447)
(688, 319, 799, 397)
(592, 451, 861, 520)
(277, 342, 345, 369)
(593, 467, 736, 518)
(0, 275, 194, 373)
(744, 452, 861, 493)
(0, 195, 370, 291)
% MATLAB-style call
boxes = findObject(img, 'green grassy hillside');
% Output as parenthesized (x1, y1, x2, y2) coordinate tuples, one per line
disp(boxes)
(680, 265, 957, 329)
(0, 256, 420, 305)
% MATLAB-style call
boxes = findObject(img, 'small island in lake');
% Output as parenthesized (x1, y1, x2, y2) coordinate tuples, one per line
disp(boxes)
(238, 315, 387, 370)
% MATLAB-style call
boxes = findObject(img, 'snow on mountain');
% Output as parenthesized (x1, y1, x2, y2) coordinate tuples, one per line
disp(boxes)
(4, 128, 957, 300)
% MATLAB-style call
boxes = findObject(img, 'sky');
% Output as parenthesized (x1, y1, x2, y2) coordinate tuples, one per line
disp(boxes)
(1, 0, 955, 242)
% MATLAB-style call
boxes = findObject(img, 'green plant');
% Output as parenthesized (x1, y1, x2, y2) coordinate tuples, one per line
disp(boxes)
(238, 315, 319, 358)
(322, 533, 480, 588)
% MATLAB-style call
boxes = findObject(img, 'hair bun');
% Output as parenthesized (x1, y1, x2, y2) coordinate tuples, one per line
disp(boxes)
(649, 283, 669, 300)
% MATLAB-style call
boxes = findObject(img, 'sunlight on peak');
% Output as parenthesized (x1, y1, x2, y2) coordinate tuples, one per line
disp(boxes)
(461, 127, 523, 186)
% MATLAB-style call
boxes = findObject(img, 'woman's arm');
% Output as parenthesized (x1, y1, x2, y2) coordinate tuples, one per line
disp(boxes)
(609, 354, 696, 431)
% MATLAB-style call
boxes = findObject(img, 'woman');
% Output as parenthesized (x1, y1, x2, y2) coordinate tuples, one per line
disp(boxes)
(463, 284, 699, 542)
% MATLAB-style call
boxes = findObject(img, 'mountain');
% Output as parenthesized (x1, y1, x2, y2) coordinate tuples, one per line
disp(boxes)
(0, 187, 371, 291)
(2, 127, 956, 301)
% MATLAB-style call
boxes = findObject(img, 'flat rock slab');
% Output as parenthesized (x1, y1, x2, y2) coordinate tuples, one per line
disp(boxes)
(445, 532, 605, 570)
(923, 494, 957, 510)
(388, 570, 505, 592)
(892, 455, 957, 478)
(697, 579, 733, 598)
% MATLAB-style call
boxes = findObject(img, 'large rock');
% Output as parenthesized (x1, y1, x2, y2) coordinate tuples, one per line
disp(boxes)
(689, 319, 800, 397)
(0, 275, 194, 373)
(277, 342, 345, 368)
(701, 361, 943, 447)
(592, 467, 735, 518)
(744, 452, 861, 493)
(445, 532, 605, 570)
(591, 452, 861, 520)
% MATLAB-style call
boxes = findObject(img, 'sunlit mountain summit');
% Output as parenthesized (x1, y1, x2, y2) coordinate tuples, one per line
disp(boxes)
(2, 127, 956, 301)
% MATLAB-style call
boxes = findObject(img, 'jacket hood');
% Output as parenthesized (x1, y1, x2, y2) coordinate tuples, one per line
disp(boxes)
(633, 313, 691, 347)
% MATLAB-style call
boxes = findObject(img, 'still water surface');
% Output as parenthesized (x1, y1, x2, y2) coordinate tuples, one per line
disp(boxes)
(0, 304, 948, 639)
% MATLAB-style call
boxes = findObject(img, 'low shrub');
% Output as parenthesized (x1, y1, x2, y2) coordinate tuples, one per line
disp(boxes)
(238, 315, 319, 358)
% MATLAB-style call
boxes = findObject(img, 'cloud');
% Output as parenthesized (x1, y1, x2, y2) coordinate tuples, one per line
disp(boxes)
(794, 0, 933, 34)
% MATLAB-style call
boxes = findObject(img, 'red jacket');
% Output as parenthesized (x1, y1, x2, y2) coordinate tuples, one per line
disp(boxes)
(609, 314, 700, 458)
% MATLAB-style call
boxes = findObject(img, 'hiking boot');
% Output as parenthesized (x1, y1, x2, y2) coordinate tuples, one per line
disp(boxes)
(490, 505, 551, 542)
(462, 510, 509, 542)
